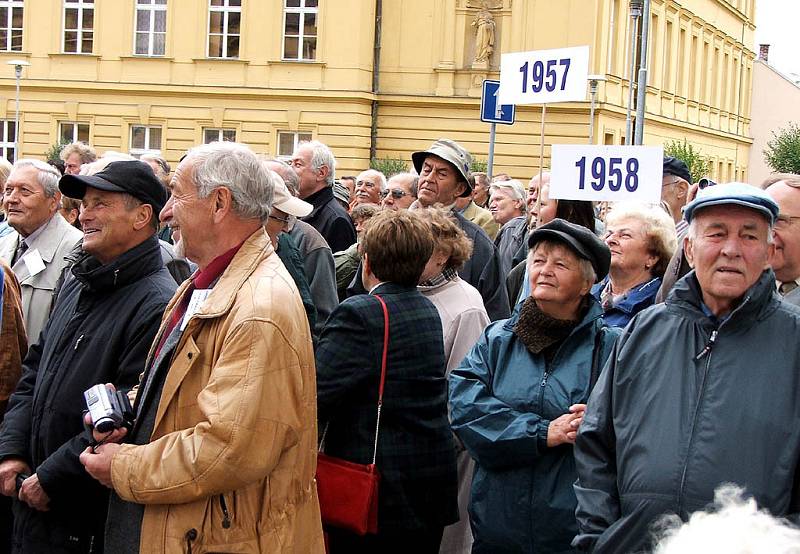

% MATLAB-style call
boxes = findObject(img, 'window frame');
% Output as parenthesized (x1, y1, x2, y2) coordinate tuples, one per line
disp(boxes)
(276, 130, 313, 159)
(129, 124, 163, 158)
(202, 127, 237, 144)
(0, 0, 23, 52)
(282, 0, 318, 61)
(58, 122, 90, 144)
(207, 0, 241, 59)
(62, 0, 94, 54)
(133, 0, 167, 57)
(0, 120, 15, 163)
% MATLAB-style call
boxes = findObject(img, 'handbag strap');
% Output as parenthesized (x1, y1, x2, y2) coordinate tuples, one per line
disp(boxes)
(371, 293, 390, 465)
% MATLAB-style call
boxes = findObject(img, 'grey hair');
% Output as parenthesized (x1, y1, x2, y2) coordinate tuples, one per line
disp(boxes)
(490, 179, 528, 215)
(14, 159, 61, 198)
(388, 172, 419, 197)
(528, 240, 597, 285)
(263, 157, 300, 196)
(300, 140, 336, 186)
(687, 215, 774, 245)
(357, 169, 388, 192)
(185, 142, 274, 223)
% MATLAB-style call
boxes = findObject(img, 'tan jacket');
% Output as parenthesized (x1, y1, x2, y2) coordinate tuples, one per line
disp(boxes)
(0, 258, 26, 419)
(460, 200, 499, 240)
(111, 230, 324, 554)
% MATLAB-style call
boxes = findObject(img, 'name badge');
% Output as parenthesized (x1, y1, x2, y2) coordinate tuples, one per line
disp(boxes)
(22, 249, 46, 277)
(180, 289, 212, 331)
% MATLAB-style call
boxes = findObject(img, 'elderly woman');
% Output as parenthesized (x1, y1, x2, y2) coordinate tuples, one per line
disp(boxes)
(592, 203, 677, 327)
(490, 180, 528, 277)
(317, 210, 458, 553)
(417, 208, 489, 554)
(449, 218, 621, 554)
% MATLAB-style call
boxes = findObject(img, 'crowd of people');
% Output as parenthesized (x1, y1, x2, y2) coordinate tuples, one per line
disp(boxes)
(0, 134, 797, 554)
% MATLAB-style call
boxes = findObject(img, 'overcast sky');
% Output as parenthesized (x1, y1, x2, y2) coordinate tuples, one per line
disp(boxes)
(754, 0, 800, 80)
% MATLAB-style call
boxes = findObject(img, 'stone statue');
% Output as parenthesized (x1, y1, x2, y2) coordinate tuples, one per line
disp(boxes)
(472, 5, 495, 64)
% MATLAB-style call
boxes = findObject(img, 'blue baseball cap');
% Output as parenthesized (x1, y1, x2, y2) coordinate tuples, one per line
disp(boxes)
(683, 182, 779, 224)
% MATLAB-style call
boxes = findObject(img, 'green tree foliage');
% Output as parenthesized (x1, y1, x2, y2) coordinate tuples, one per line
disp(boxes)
(663, 139, 711, 183)
(764, 123, 800, 174)
(44, 139, 69, 164)
(471, 158, 488, 173)
(370, 157, 408, 177)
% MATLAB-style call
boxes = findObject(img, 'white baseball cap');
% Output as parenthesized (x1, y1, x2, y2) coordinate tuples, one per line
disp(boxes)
(270, 171, 312, 217)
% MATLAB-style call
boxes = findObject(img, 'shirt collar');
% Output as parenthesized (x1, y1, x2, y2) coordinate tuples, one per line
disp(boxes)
(193, 241, 245, 290)
(22, 214, 55, 246)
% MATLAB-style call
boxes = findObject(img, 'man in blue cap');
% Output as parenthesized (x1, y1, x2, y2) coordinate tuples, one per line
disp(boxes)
(572, 183, 800, 553)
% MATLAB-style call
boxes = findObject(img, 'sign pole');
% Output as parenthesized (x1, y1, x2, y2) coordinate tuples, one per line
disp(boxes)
(534, 103, 547, 226)
(487, 122, 497, 179)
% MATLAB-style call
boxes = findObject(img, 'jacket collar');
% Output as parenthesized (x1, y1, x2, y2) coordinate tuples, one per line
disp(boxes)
(71, 234, 163, 292)
(303, 186, 335, 220)
(20, 213, 72, 264)
(370, 282, 416, 296)
(591, 276, 661, 315)
(504, 294, 604, 335)
(666, 268, 779, 327)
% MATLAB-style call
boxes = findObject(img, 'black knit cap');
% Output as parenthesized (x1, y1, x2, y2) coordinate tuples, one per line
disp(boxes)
(528, 218, 610, 281)
(663, 156, 692, 183)
(59, 160, 168, 214)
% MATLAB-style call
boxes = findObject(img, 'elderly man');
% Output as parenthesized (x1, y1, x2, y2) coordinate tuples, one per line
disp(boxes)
(352, 168, 386, 207)
(0, 161, 176, 553)
(490, 180, 528, 278)
(381, 172, 418, 211)
(411, 139, 509, 321)
(526, 171, 549, 217)
(765, 175, 800, 306)
(0, 160, 82, 342)
(573, 183, 800, 553)
(472, 171, 491, 208)
(80, 142, 324, 553)
(266, 158, 338, 339)
(291, 140, 356, 252)
(661, 156, 691, 229)
(454, 175, 498, 239)
(59, 142, 97, 176)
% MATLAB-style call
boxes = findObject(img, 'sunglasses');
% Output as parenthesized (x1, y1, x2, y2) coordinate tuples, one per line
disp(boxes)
(380, 189, 409, 199)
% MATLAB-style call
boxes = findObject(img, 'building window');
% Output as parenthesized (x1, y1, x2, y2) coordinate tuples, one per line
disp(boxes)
(59, 122, 90, 144)
(283, 0, 318, 61)
(135, 0, 167, 56)
(0, 1, 23, 52)
(0, 120, 15, 163)
(208, 0, 240, 59)
(63, 0, 94, 54)
(130, 125, 162, 157)
(276, 130, 312, 158)
(203, 128, 236, 144)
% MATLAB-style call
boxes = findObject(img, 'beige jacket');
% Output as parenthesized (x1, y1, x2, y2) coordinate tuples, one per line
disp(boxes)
(460, 200, 499, 240)
(111, 230, 324, 554)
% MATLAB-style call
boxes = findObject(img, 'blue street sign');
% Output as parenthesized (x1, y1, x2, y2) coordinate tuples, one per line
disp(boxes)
(481, 79, 515, 125)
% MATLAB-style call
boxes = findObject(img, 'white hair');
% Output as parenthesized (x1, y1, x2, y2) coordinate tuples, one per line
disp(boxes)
(13, 159, 61, 197)
(357, 169, 387, 192)
(490, 179, 528, 214)
(654, 485, 800, 554)
(300, 140, 336, 186)
(185, 141, 274, 223)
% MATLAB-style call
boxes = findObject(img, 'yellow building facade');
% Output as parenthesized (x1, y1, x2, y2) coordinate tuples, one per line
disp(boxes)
(0, 0, 754, 181)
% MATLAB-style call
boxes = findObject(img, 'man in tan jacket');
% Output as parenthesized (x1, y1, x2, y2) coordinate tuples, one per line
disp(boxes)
(80, 142, 324, 553)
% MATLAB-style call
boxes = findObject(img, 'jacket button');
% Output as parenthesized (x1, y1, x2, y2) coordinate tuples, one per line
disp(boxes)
(186, 528, 198, 541)
(187, 352, 193, 360)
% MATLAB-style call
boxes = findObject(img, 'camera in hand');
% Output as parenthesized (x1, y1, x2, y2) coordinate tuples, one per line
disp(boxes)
(84, 384, 134, 433)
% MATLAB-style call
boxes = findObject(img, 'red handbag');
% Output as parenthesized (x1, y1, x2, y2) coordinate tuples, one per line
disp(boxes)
(316, 294, 390, 536)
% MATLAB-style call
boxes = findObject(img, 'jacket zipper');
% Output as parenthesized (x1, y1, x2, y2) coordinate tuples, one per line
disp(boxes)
(219, 494, 232, 529)
(74, 334, 85, 351)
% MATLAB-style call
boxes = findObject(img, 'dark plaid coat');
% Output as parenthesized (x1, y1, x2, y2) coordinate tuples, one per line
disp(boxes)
(316, 282, 458, 533)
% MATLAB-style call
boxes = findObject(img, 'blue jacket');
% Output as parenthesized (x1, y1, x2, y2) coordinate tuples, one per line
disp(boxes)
(591, 276, 661, 328)
(449, 298, 620, 553)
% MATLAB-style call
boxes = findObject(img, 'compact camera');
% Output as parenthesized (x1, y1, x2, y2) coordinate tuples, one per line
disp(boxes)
(84, 384, 134, 434)
(698, 177, 717, 190)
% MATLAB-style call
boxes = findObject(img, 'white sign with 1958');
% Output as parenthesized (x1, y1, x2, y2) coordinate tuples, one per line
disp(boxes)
(498, 46, 590, 105)
(549, 145, 664, 204)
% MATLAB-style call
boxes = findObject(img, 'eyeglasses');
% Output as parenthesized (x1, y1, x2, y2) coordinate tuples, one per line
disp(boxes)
(662, 179, 682, 187)
(775, 214, 800, 229)
(268, 214, 291, 225)
(380, 189, 409, 199)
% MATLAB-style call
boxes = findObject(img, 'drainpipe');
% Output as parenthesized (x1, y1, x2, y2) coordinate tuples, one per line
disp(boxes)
(369, 0, 382, 162)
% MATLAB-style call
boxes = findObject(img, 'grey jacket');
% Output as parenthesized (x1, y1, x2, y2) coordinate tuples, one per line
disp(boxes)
(0, 214, 82, 343)
(573, 269, 800, 553)
(289, 220, 338, 332)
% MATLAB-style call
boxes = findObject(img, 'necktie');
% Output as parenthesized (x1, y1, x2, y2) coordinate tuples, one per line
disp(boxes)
(11, 239, 27, 266)
(780, 281, 798, 296)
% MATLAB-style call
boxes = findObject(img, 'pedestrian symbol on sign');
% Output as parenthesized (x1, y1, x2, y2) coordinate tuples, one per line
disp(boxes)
(481, 80, 515, 125)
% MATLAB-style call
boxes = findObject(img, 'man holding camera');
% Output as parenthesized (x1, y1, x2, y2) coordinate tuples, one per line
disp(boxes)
(80, 143, 324, 553)
(0, 161, 176, 553)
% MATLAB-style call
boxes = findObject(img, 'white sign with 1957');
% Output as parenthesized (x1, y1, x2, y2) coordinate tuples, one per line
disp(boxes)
(498, 46, 590, 105)
(549, 145, 664, 204)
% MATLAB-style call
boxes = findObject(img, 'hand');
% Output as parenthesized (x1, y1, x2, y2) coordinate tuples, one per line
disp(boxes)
(687, 183, 700, 203)
(568, 403, 588, 433)
(0, 458, 31, 497)
(18, 473, 50, 511)
(547, 411, 582, 447)
(80, 443, 123, 488)
(82, 411, 128, 445)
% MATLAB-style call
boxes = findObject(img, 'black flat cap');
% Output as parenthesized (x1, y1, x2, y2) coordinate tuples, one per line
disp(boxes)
(528, 218, 610, 281)
(663, 156, 691, 184)
(59, 160, 168, 214)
